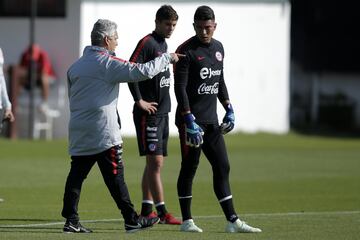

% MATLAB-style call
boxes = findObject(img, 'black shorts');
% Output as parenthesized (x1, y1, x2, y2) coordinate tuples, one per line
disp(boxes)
(133, 113, 169, 156)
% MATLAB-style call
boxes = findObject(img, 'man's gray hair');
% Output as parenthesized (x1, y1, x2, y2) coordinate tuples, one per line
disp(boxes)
(91, 19, 117, 46)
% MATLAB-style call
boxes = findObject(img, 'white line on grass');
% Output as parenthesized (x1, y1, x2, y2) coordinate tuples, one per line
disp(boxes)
(1, 210, 359, 228)
(198, 210, 360, 218)
(0, 218, 123, 228)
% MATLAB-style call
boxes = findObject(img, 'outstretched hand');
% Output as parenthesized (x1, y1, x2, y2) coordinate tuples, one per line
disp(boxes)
(170, 53, 186, 64)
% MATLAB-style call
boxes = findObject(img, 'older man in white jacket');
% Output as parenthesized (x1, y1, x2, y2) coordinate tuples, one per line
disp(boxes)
(61, 19, 182, 234)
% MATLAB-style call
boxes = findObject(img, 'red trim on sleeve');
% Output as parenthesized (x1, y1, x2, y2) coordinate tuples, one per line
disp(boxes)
(98, 51, 128, 63)
(176, 37, 192, 54)
(173, 38, 192, 73)
(110, 55, 128, 63)
(130, 34, 151, 62)
(179, 124, 189, 156)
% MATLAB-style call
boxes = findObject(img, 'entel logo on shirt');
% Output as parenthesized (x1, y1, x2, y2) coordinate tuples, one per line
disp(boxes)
(200, 67, 222, 79)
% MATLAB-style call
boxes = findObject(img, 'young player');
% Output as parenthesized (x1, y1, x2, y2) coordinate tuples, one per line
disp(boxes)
(128, 5, 181, 225)
(174, 6, 262, 233)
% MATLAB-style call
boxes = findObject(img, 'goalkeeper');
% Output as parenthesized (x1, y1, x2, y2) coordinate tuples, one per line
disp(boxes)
(173, 5, 261, 234)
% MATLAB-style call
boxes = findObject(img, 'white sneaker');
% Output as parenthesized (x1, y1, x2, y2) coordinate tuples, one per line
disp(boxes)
(180, 219, 203, 233)
(225, 219, 262, 233)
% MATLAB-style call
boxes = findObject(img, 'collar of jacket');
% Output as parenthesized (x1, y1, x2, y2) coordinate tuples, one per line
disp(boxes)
(83, 45, 116, 56)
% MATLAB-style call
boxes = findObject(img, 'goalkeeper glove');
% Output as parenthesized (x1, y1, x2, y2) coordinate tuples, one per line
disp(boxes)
(184, 113, 204, 148)
(220, 104, 235, 135)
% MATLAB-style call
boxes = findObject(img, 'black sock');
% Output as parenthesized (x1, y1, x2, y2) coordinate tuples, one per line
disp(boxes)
(220, 198, 238, 223)
(155, 202, 168, 217)
(141, 201, 153, 216)
(179, 197, 192, 221)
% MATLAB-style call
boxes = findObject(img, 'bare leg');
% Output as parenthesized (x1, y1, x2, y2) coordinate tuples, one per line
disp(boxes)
(141, 163, 154, 202)
(40, 74, 50, 102)
(146, 154, 164, 204)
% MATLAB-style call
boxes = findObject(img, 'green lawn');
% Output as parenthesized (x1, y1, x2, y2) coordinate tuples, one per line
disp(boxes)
(0, 132, 359, 239)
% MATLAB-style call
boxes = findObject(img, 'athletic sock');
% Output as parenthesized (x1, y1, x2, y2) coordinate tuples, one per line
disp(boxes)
(219, 196, 238, 223)
(155, 202, 168, 217)
(141, 200, 154, 216)
(179, 197, 192, 221)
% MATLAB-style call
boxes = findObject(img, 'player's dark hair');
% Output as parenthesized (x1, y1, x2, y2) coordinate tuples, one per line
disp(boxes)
(194, 5, 215, 21)
(156, 5, 178, 22)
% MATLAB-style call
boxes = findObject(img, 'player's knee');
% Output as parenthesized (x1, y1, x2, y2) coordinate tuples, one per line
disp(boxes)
(147, 163, 162, 173)
(214, 164, 230, 180)
(147, 156, 163, 172)
(186, 164, 199, 178)
(223, 163, 230, 175)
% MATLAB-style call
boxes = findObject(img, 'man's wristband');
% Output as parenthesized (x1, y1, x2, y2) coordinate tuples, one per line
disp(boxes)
(184, 113, 195, 125)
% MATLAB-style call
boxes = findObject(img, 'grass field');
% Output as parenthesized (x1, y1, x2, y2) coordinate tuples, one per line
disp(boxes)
(0, 132, 359, 239)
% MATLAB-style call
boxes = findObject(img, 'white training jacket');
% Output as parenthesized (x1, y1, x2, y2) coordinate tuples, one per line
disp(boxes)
(67, 45, 173, 156)
(0, 48, 12, 111)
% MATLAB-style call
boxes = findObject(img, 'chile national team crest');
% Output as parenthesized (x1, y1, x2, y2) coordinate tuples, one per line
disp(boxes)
(148, 143, 157, 152)
(215, 51, 223, 61)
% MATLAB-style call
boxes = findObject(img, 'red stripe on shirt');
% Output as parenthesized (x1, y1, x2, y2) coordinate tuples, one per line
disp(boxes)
(176, 37, 192, 54)
(130, 34, 152, 62)
(110, 55, 128, 63)
(141, 114, 147, 150)
(111, 147, 118, 175)
(180, 124, 189, 156)
(173, 37, 192, 73)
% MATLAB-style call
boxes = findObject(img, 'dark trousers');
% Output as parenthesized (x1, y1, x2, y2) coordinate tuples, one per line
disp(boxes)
(177, 123, 233, 219)
(61, 145, 137, 224)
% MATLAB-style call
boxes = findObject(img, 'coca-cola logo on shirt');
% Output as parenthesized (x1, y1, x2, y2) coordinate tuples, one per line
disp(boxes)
(198, 82, 219, 95)
(160, 76, 171, 88)
(200, 67, 221, 79)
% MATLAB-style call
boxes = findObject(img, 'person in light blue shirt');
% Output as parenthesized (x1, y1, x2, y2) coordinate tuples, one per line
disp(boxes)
(0, 47, 15, 133)
(61, 19, 182, 234)
(0, 47, 15, 204)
